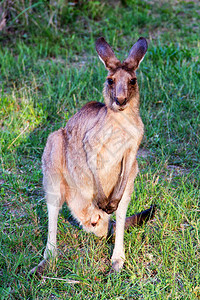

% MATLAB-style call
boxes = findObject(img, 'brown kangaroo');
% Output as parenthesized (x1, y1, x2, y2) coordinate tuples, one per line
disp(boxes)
(31, 37, 155, 275)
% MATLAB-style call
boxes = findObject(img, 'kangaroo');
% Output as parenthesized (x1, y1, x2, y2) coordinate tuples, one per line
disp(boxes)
(31, 37, 155, 275)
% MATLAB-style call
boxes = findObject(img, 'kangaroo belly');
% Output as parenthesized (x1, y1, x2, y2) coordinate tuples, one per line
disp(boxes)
(98, 160, 122, 197)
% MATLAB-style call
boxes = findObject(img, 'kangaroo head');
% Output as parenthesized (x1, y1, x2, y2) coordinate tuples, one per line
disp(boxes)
(96, 37, 148, 111)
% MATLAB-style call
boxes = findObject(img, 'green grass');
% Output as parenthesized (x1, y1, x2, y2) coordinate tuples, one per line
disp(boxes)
(0, 0, 199, 299)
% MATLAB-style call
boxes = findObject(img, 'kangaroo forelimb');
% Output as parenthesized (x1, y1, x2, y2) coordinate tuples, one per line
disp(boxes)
(100, 153, 136, 214)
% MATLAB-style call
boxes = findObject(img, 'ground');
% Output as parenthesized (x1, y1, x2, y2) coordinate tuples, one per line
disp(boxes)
(0, 0, 199, 299)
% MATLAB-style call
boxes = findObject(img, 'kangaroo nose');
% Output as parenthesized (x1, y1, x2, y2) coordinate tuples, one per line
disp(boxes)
(115, 97, 127, 106)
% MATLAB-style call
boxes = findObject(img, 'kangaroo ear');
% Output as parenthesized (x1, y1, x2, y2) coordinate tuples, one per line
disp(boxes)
(123, 37, 148, 70)
(96, 37, 120, 70)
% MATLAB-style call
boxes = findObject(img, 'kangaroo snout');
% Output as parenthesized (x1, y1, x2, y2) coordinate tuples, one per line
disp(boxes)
(115, 97, 127, 106)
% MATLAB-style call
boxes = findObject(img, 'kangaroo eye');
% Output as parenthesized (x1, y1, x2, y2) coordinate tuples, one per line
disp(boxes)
(107, 78, 114, 85)
(130, 78, 137, 85)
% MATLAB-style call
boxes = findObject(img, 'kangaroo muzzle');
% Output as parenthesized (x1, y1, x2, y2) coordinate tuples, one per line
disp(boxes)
(114, 97, 127, 106)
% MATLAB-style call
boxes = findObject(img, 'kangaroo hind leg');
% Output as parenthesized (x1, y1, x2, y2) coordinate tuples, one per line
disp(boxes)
(42, 129, 67, 260)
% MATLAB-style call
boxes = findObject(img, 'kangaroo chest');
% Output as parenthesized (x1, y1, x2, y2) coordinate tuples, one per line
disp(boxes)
(65, 106, 143, 199)
(85, 114, 143, 197)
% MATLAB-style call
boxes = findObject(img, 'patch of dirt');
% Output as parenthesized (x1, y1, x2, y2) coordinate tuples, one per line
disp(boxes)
(0, 179, 5, 185)
(38, 54, 96, 69)
(166, 165, 190, 176)
(137, 148, 153, 158)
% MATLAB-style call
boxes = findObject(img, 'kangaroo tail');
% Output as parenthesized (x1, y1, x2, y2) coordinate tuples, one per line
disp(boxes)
(108, 205, 156, 236)
(124, 205, 156, 230)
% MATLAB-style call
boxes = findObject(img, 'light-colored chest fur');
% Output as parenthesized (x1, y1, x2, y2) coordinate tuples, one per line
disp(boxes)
(64, 105, 143, 201)
(82, 109, 143, 197)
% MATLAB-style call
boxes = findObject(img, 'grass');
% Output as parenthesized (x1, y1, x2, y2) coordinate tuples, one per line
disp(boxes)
(0, 0, 199, 299)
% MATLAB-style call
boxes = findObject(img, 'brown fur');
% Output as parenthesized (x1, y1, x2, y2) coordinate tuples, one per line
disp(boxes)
(31, 37, 155, 275)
